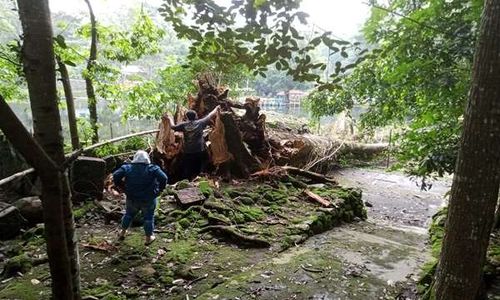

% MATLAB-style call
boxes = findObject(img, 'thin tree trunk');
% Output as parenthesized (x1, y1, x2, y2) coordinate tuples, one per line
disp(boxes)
(14, 1, 78, 298)
(57, 56, 80, 150)
(84, 0, 98, 144)
(434, 1, 500, 299)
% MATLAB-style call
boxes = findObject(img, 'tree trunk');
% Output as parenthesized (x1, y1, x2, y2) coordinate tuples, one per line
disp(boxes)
(57, 56, 80, 150)
(16, 1, 80, 299)
(84, 0, 98, 144)
(433, 1, 500, 299)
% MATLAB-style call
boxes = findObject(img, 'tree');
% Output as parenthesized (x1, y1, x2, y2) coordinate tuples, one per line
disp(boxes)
(433, 0, 500, 298)
(6, 0, 80, 298)
(56, 53, 80, 150)
(83, 0, 99, 143)
(306, 0, 483, 186)
(160, 0, 367, 88)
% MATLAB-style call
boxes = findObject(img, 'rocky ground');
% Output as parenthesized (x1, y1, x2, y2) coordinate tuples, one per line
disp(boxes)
(0, 167, 449, 300)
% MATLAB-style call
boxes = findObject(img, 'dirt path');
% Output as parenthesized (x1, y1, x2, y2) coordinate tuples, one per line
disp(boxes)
(195, 168, 449, 299)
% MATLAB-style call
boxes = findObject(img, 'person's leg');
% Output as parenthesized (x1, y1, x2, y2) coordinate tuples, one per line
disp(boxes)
(189, 152, 204, 180)
(181, 153, 193, 180)
(142, 198, 157, 245)
(119, 198, 138, 240)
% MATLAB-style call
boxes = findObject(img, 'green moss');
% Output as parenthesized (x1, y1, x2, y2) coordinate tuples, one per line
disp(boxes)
(3, 254, 33, 277)
(0, 278, 50, 300)
(73, 202, 96, 221)
(238, 206, 265, 222)
(166, 240, 197, 264)
(176, 180, 191, 190)
(237, 196, 254, 205)
(178, 218, 192, 228)
(198, 180, 213, 197)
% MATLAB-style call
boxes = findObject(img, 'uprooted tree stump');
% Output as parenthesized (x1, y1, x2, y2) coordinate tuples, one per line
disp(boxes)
(152, 73, 387, 181)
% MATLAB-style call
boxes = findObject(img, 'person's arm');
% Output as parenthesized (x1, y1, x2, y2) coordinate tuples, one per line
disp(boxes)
(199, 105, 221, 126)
(154, 167, 168, 192)
(170, 118, 185, 132)
(112, 165, 127, 190)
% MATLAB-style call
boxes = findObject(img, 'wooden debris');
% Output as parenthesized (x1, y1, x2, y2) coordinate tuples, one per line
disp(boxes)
(282, 166, 337, 185)
(303, 189, 331, 207)
(208, 110, 233, 165)
(156, 113, 181, 159)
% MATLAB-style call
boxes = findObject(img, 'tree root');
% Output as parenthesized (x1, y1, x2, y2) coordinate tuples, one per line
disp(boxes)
(199, 225, 270, 248)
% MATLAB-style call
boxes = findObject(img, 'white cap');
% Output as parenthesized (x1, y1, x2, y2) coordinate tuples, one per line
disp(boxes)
(131, 150, 151, 164)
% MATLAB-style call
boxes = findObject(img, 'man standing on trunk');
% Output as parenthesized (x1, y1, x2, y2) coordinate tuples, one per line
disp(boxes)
(169, 105, 220, 180)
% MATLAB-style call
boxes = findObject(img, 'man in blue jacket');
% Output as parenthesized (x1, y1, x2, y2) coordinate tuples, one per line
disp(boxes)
(113, 150, 168, 245)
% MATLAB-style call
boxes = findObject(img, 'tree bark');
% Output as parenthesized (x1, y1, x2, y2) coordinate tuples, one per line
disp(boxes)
(433, 1, 500, 299)
(84, 0, 99, 144)
(16, 1, 80, 298)
(57, 56, 80, 150)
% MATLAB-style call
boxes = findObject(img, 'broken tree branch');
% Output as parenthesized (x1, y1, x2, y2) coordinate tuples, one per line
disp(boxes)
(282, 166, 337, 185)
(303, 189, 331, 207)
(0, 129, 160, 187)
(0, 95, 60, 174)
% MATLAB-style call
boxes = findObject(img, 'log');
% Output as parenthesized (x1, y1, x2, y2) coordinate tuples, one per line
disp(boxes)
(303, 189, 331, 207)
(282, 166, 337, 185)
(0, 129, 160, 188)
(199, 225, 271, 248)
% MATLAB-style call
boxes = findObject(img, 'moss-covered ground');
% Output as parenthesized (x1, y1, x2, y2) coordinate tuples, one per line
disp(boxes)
(0, 174, 370, 299)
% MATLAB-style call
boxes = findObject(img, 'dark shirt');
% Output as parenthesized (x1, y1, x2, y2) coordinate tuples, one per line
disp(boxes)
(113, 163, 168, 201)
(172, 116, 212, 153)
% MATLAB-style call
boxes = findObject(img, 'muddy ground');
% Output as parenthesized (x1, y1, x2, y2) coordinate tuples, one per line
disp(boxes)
(0, 168, 449, 300)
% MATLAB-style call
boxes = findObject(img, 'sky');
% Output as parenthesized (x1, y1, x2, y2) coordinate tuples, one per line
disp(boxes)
(49, 0, 370, 38)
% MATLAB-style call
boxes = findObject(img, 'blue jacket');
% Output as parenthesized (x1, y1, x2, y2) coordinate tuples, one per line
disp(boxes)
(113, 163, 168, 202)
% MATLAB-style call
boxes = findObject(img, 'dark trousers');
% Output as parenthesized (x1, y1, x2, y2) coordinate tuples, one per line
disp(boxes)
(181, 151, 207, 180)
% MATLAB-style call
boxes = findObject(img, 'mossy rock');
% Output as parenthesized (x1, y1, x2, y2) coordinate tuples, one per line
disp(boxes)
(2, 254, 33, 277)
(178, 218, 192, 228)
(175, 180, 192, 190)
(236, 196, 254, 205)
(73, 201, 97, 221)
(22, 224, 45, 240)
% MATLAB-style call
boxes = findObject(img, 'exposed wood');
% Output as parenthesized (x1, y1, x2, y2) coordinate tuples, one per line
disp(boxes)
(64, 129, 159, 167)
(303, 189, 331, 207)
(0, 168, 35, 186)
(220, 112, 261, 177)
(282, 166, 337, 185)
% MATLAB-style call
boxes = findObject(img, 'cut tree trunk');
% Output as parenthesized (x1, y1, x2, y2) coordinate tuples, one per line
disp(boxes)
(57, 56, 80, 150)
(220, 112, 262, 177)
(433, 1, 500, 299)
(84, 0, 99, 144)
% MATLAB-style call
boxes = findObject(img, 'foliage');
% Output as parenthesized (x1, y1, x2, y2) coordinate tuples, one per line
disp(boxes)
(251, 67, 312, 96)
(119, 57, 196, 120)
(0, 40, 25, 101)
(307, 0, 482, 184)
(78, 12, 165, 64)
(160, 0, 368, 88)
